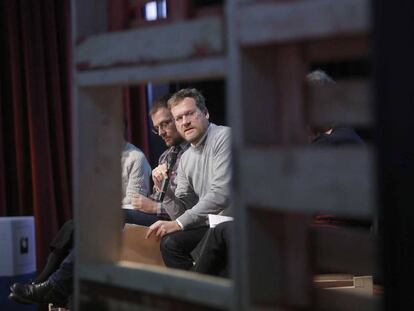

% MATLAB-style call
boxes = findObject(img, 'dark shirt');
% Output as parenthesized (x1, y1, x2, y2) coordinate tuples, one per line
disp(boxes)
(312, 127, 364, 146)
(149, 142, 189, 219)
(311, 127, 370, 229)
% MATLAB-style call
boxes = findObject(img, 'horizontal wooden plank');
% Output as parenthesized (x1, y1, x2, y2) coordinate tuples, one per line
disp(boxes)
(313, 227, 377, 275)
(308, 79, 372, 127)
(76, 56, 226, 86)
(78, 262, 232, 309)
(315, 279, 355, 288)
(75, 16, 223, 69)
(315, 276, 373, 295)
(315, 274, 355, 281)
(304, 35, 370, 62)
(239, 0, 370, 46)
(78, 278, 226, 310)
(238, 147, 375, 218)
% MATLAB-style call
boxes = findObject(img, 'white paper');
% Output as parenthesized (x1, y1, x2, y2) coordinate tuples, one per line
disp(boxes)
(122, 204, 134, 210)
(208, 214, 233, 228)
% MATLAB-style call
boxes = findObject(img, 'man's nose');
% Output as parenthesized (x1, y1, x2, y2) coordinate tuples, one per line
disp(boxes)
(182, 115, 190, 125)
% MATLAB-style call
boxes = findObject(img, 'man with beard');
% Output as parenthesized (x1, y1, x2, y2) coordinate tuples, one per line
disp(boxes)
(146, 88, 232, 270)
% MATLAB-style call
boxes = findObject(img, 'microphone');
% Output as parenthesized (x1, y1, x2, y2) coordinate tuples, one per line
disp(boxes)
(156, 147, 179, 202)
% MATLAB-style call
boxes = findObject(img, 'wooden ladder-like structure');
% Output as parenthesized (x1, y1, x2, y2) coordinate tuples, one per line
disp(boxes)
(71, 0, 384, 310)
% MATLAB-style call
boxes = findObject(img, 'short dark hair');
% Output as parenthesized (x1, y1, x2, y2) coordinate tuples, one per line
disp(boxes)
(305, 69, 335, 86)
(149, 94, 172, 117)
(167, 88, 207, 112)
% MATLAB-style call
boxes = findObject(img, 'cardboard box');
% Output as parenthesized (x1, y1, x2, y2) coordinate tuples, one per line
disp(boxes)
(0, 217, 36, 276)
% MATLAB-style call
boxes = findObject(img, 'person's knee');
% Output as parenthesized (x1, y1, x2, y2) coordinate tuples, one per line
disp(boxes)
(160, 234, 179, 255)
(214, 221, 232, 242)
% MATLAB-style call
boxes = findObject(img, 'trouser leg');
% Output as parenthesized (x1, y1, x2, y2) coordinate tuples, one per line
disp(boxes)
(123, 209, 160, 226)
(160, 227, 208, 270)
(192, 221, 232, 277)
(35, 220, 74, 283)
(48, 250, 74, 297)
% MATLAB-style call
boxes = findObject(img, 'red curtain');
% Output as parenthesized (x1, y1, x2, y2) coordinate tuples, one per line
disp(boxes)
(0, 0, 150, 273)
(0, 0, 72, 271)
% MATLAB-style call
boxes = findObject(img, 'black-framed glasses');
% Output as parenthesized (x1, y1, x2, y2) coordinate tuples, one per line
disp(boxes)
(151, 118, 173, 135)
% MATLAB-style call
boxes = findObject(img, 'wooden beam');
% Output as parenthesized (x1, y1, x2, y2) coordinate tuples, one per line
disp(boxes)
(304, 35, 370, 62)
(239, 0, 370, 46)
(247, 211, 312, 307)
(79, 262, 232, 309)
(75, 16, 223, 69)
(239, 147, 375, 218)
(76, 56, 226, 86)
(73, 87, 124, 265)
(240, 45, 307, 145)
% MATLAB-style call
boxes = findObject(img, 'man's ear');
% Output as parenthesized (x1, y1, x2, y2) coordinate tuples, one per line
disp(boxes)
(205, 109, 210, 120)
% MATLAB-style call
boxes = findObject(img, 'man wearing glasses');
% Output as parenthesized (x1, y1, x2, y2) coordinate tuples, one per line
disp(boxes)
(125, 94, 190, 225)
(146, 88, 232, 270)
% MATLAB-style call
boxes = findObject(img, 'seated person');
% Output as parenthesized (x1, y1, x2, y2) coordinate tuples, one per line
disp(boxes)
(9, 140, 151, 306)
(121, 140, 152, 204)
(146, 88, 232, 271)
(123, 94, 189, 226)
(306, 70, 368, 229)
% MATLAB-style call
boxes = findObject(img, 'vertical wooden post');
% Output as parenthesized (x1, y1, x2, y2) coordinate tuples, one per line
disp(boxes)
(374, 1, 414, 310)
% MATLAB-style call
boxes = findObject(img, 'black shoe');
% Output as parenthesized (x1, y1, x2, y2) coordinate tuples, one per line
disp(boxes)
(8, 292, 31, 305)
(9, 280, 67, 306)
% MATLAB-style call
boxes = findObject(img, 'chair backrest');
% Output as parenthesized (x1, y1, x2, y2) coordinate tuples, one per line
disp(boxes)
(120, 224, 165, 267)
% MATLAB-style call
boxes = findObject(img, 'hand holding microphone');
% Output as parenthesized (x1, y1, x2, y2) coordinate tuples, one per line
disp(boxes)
(152, 163, 168, 191)
(156, 148, 179, 202)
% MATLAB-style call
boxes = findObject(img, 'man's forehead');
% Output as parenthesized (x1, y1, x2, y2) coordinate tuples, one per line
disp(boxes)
(172, 98, 197, 113)
(152, 108, 171, 123)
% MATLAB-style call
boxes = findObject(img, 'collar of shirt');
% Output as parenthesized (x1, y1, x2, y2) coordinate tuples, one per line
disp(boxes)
(179, 141, 190, 152)
(191, 123, 211, 148)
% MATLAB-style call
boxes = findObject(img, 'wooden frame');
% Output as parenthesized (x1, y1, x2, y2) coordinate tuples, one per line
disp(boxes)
(72, 0, 376, 310)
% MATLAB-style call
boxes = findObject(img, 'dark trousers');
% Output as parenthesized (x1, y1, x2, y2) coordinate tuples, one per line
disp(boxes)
(191, 221, 232, 277)
(50, 219, 74, 253)
(49, 250, 74, 296)
(123, 209, 160, 227)
(160, 227, 208, 270)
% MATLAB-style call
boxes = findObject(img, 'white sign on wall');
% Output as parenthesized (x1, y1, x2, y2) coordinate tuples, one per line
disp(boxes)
(0, 217, 36, 276)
